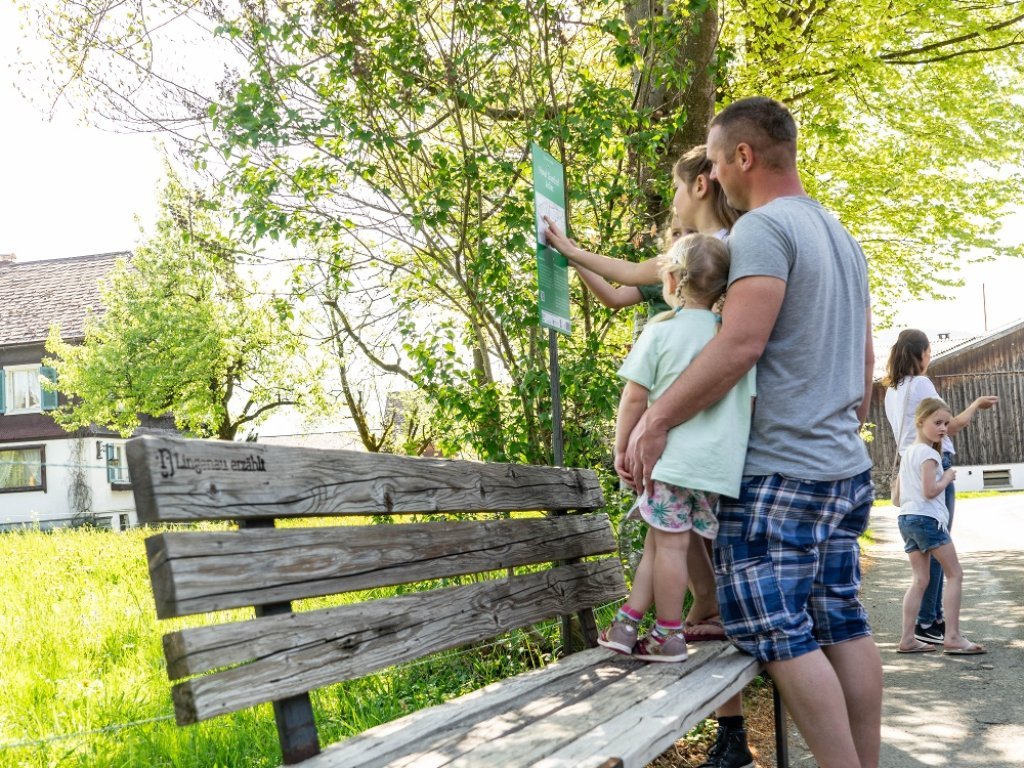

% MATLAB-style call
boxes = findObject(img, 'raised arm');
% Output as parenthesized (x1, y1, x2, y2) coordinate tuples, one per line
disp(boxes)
(573, 264, 644, 309)
(948, 395, 999, 437)
(544, 217, 661, 286)
(626, 274, 785, 494)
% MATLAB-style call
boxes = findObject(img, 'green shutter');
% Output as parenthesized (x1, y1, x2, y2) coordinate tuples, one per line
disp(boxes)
(0, 368, 5, 413)
(40, 366, 59, 411)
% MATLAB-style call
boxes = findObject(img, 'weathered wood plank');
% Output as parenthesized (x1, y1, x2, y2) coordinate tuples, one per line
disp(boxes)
(147, 515, 617, 619)
(295, 643, 760, 768)
(166, 560, 627, 723)
(126, 435, 604, 523)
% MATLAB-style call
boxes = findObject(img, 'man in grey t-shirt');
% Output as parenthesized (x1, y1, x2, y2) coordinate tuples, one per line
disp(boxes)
(622, 97, 881, 768)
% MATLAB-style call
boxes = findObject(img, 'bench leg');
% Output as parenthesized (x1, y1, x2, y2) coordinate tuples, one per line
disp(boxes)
(272, 693, 321, 764)
(243, 519, 322, 763)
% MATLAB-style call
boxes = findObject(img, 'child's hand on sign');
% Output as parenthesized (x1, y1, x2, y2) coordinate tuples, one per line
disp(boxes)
(543, 217, 581, 260)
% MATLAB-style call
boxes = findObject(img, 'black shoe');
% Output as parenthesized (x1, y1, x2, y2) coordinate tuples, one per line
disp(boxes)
(698, 725, 755, 768)
(914, 622, 944, 644)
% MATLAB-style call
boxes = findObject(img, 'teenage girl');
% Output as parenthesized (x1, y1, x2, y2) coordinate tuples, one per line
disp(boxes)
(896, 397, 986, 655)
(544, 151, 754, 764)
(597, 233, 755, 662)
(543, 144, 740, 317)
(543, 144, 740, 638)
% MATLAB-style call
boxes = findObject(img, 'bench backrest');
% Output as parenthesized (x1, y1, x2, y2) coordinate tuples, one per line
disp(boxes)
(127, 435, 625, 762)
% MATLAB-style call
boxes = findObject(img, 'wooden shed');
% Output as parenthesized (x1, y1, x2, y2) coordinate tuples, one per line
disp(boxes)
(867, 319, 1024, 492)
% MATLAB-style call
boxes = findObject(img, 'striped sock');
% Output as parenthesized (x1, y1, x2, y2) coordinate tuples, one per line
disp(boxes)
(617, 604, 644, 624)
(652, 619, 684, 640)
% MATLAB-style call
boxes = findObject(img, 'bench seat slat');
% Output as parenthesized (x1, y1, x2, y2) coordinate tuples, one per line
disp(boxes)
(295, 643, 760, 768)
(147, 515, 617, 619)
(126, 436, 604, 522)
(167, 560, 627, 724)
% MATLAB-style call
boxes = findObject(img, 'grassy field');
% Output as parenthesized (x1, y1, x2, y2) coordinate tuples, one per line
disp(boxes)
(0, 525, 572, 768)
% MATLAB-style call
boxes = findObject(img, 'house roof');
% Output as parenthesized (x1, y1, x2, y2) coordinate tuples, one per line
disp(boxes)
(0, 252, 128, 346)
(873, 317, 1024, 381)
(929, 318, 1024, 365)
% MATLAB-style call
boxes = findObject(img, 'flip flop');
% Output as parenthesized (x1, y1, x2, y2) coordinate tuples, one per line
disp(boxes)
(897, 641, 936, 654)
(684, 616, 727, 642)
(944, 642, 987, 655)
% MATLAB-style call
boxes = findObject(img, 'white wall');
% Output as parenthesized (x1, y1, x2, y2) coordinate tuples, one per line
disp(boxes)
(952, 463, 1024, 493)
(0, 437, 136, 530)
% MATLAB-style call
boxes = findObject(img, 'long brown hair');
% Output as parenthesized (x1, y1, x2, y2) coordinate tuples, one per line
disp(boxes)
(882, 329, 929, 388)
(673, 145, 741, 230)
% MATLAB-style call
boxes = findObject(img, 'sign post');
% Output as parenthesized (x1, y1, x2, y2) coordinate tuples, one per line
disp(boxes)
(531, 143, 570, 466)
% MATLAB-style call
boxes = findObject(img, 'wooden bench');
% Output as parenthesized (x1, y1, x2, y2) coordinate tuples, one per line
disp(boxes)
(127, 434, 784, 768)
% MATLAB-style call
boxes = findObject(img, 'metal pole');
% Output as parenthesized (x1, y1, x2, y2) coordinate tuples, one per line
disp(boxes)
(548, 328, 564, 467)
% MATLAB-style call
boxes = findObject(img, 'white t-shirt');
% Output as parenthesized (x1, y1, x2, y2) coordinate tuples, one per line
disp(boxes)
(884, 376, 954, 455)
(618, 309, 755, 498)
(898, 442, 949, 526)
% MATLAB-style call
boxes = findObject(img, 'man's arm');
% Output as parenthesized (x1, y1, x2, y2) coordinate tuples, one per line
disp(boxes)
(626, 275, 786, 494)
(857, 311, 875, 425)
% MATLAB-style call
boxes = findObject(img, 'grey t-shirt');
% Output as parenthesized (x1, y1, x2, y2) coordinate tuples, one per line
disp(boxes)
(727, 196, 872, 481)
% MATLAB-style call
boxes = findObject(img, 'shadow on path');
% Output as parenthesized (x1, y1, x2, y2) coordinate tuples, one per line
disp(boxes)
(785, 501, 1024, 767)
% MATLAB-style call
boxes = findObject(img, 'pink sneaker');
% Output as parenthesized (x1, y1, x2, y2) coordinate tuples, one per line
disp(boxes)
(634, 632, 689, 662)
(597, 620, 639, 654)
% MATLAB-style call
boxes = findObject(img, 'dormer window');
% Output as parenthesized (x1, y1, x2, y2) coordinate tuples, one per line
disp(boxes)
(0, 366, 58, 415)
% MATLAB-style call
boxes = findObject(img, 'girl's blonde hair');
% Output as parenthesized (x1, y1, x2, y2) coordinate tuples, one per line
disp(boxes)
(915, 397, 951, 452)
(651, 233, 730, 323)
(673, 145, 741, 230)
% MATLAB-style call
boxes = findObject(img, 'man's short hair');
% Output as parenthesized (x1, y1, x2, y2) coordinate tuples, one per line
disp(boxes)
(710, 97, 797, 171)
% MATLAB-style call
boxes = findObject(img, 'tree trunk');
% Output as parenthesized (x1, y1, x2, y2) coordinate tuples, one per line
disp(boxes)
(623, 0, 719, 229)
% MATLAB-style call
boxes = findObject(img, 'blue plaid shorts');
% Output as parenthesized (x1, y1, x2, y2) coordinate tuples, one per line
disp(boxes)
(713, 470, 875, 662)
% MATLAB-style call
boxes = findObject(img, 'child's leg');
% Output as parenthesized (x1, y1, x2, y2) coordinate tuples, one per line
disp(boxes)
(652, 528, 691, 631)
(900, 549, 932, 649)
(623, 527, 656, 617)
(599, 529, 654, 653)
(930, 542, 966, 643)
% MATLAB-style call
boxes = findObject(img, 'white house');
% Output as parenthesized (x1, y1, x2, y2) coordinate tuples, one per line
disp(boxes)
(0, 252, 147, 530)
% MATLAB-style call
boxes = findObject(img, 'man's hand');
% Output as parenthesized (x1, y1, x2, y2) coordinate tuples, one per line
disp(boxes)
(625, 411, 669, 496)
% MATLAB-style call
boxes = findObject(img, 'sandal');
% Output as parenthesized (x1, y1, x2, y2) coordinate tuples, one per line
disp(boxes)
(944, 641, 986, 655)
(683, 616, 727, 642)
(896, 641, 936, 654)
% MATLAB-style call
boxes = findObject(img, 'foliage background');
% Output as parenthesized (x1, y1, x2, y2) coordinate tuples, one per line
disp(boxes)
(21, 0, 1024, 472)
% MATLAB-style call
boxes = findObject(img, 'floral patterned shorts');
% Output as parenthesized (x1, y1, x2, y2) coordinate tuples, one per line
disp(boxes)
(627, 480, 719, 538)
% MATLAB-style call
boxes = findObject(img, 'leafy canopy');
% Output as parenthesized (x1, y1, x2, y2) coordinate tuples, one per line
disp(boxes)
(46, 170, 324, 440)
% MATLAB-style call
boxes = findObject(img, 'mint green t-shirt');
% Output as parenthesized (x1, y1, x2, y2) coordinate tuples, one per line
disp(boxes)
(617, 309, 755, 498)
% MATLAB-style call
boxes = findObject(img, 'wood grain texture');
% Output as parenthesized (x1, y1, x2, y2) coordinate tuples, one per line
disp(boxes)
(293, 643, 761, 768)
(166, 559, 626, 723)
(126, 435, 604, 523)
(146, 515, 616, 619)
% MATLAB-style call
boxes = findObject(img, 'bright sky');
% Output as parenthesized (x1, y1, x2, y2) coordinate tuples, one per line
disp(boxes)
(3, 3, 1024, 347)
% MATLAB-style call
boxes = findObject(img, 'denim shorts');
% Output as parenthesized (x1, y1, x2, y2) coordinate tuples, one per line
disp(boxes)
(898, 514, 952, 554)
(714, 470, 875, 662)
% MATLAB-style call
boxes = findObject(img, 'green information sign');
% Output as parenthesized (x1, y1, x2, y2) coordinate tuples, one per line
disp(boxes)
(531, 143, 571, 335)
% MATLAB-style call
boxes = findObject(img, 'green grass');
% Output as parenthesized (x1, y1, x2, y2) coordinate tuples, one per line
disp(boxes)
(0, 525, 570, 768)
